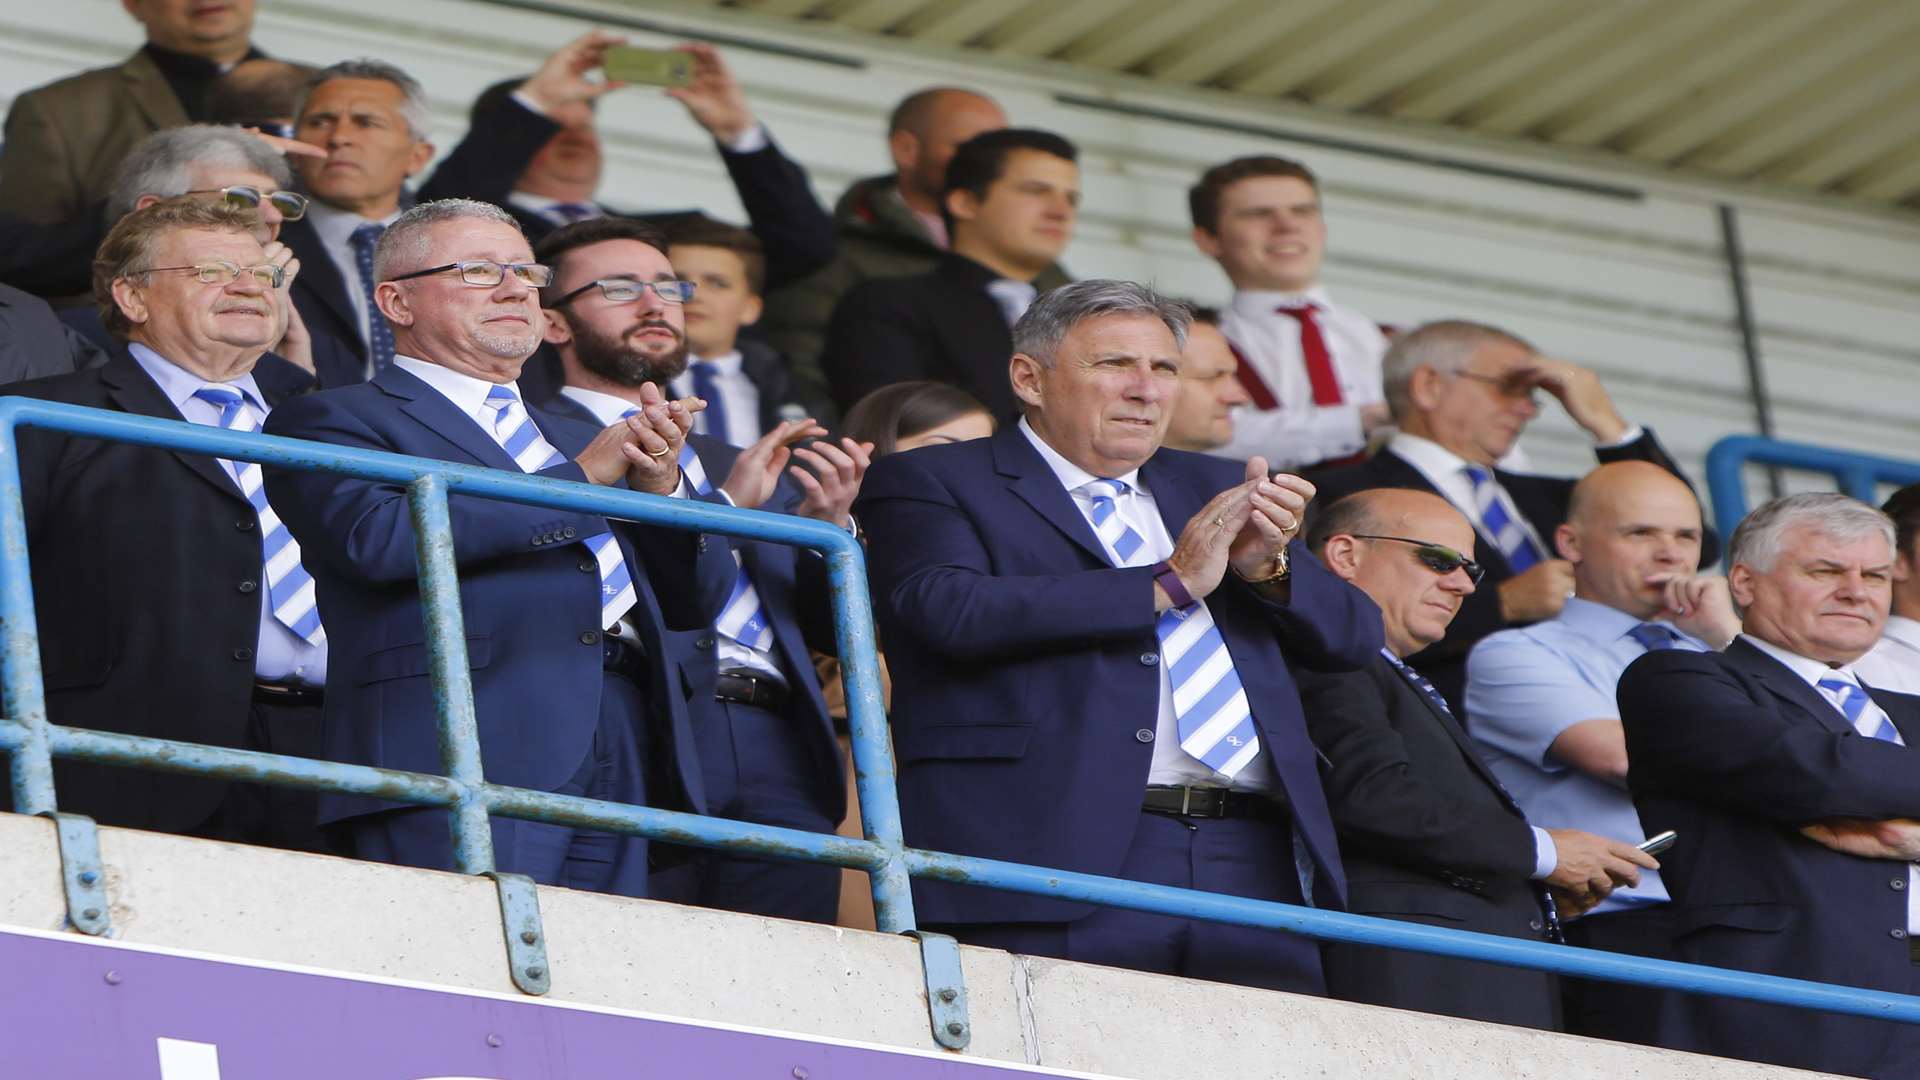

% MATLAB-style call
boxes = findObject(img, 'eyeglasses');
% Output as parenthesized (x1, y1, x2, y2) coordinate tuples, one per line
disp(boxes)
(1350, 535, 1485, 583)
(1453, 370, 1540, 402)
(387, 261, 554, 287)
(142, 261, 287, 288)
(184, 185, 310, 221)
(547, 277, 697, 308)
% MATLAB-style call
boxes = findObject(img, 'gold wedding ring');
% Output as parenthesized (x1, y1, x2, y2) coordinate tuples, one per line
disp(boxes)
(646, 444, 673, 458)
(1211, 516, 1226, 528)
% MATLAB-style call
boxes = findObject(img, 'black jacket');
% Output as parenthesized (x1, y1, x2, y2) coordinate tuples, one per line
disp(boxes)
(0, 283, 105, 383)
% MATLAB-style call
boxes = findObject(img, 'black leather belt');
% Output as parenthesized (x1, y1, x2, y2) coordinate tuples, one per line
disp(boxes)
(715, 671, 789, 711)
(1143, 785, 1286, 821)
(252, 681, 323, 707)
(602, 635, 646, 677)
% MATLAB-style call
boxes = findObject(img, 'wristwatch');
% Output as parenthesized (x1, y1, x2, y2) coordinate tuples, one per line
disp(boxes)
(1236, 547, 1291, 585)
(1151, 560, 1195, 608)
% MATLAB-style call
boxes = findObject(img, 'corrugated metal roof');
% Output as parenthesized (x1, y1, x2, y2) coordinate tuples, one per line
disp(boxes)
(704, 0, 1920, 214)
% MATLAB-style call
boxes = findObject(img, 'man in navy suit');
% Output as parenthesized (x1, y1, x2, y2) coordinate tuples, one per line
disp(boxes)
(263, 199, 732, 896)
(855, 280, 1382, 993)
(1619, 492, 1920, 1078)
(533, 215, 867, 922)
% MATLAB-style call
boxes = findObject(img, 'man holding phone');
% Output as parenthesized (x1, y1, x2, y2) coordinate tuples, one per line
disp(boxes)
(1300, 488, 1654, 1030)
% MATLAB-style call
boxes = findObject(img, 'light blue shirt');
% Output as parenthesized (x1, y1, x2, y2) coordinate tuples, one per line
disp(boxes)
(1465, 597, 1704, 912)
(128, 344, 328, 687)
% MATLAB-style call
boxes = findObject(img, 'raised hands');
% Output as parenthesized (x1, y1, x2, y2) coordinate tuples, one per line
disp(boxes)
(522, 31, 630, 115)
(571, 382, 704, 493)
(1162, 458, 1314, 610)
(665, 43, 756, 144)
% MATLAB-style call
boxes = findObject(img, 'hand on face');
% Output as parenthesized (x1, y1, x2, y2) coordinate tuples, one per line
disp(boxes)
(260, 240, 312, 373)
(1649, 573, 1740, 647)
(1524, 357, 1628, 444)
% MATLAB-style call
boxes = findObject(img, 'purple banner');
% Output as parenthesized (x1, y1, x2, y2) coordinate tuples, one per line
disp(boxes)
(1, 928, 1086, 1079)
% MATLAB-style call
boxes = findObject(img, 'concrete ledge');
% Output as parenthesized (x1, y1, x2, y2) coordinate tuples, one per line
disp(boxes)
(0, 813, 1830, 1078)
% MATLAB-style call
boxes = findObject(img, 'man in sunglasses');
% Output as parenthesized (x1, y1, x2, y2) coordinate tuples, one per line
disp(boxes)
(261, 199, 734, 896)
(1466, 460, 1738, 1039)
(1, 198, 328, 851)
(533, 215, 867, 923)
(1299, 487, 1655, 1030)
(1308, 319, 1710, 713)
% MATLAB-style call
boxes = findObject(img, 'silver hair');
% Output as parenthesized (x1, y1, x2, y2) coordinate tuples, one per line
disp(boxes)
(1728, 492, 1895, 575)
(295, 59, 431, 140)
(1380, 319, 1536, 420)
(106, 125, 294, 222)
(1011, 279, 1190, 368)
(373, 198, 524, 281)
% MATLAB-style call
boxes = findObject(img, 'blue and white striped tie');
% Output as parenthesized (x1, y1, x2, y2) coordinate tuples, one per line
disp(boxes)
(672, 439, 774, 652)
(1818, 676, 1901, 743)
(1081, 480, 1260, 779)
(1463, 465, 1542, 572)
(191, 387, 325, 645)
(482, 385, 635, 628)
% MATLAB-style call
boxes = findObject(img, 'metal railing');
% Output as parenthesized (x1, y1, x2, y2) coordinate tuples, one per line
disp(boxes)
(1706, 433, 1920, 534)
(5, 397, 1920, 1049)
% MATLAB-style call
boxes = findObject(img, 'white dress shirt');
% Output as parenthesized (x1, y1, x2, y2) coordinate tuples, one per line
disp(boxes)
(1386, 432, 1554, 560)
(669, 350, 762, 448)
(1856, 615, 1920, 696)
(303, 200, 400, 358)
(129, 344, 328, 686)
(1213, 286, 1387, 469)
(1742, 632, 1918, 932)
(558, 384, 782, 682)
(1017, 418, 1276, 793)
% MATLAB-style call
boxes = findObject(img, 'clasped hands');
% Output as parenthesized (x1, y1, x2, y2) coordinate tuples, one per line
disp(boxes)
(573, 382, 700, 494)
(1158, 457, 1311, 611)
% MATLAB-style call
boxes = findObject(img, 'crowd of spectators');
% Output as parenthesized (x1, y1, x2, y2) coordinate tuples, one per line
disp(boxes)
(3, 5, 1920, 1078)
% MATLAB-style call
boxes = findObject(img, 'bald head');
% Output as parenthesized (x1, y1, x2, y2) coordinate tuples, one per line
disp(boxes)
(1312, 488, 1479, 657)
(1557, 461, 1705, 618)
(888, 87, 1007, 211)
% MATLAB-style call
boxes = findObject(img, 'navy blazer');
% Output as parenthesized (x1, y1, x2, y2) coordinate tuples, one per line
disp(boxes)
(260, 366, 734, 824)
(1619, 638, 1920, 1076)
(855, 426, 1382, 924)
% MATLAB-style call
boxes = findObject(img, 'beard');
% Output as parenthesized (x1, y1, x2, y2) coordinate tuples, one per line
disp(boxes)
(567, 311, 688, 387)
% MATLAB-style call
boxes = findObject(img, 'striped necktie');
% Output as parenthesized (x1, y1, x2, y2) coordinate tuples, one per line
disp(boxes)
(482, 385, 635, 628)
(190, 387, 325, 645)
(671, 436, 774, 653)
(1462, 465, 1543, 572)
(349, 223, 396, 374)
(1080, 479, 1260, 779)
(1817, 676, 1901, 743)
(1628, 623, 1682, 651)
(687, 361, 731, 445)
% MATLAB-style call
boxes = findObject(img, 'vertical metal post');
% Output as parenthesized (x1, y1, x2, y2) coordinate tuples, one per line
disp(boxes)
(408, 474, 495, 874)
(0, 422, 55, 815)
(1718, 204, 1784, 500)
(828, 543, 916, 934)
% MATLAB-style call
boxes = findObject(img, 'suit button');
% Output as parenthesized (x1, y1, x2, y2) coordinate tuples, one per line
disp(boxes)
(695, 636, 714, 650)
(235, 519, 256, 532)
(1134, 728, 1154, 743)
(562, 527, 577, 539)
(232, 647, 253, 661)
(1893, 929, 1908, 940)
(579, 560, 597, 573)
(579, 631, 599, 645)
(1139, 652, 1158, 666)
(1529, 918, 1544, 933)
(237, 580, 257, 594)
(1895, 879, 1908, 891)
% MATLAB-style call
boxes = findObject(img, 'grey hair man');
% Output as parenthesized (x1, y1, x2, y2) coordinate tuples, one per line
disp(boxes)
(1618, 492, 1920, 1077)
(852, 278, 1382, 995)
(1307, 318, 1707, 713)
(261, 197, 732, 896)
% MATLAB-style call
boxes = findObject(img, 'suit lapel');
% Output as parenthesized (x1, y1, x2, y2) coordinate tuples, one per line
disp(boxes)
(381, 367, 525, 472)
(1383, 655, 1522, 813)
(993, 427, 1112, 567)
(1723, 638, 1854, 735)
(1862, 681, 1920, 746)
(119, 51, 190, 131)
(98, 351, 247, 505)
(1140, 453, 1205, 548)
(282, 219, 364, 350)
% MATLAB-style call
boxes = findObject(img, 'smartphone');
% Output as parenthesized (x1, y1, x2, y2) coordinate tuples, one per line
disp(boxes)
(603, 47, 693, 88)
(1637, 830, 1678, 856)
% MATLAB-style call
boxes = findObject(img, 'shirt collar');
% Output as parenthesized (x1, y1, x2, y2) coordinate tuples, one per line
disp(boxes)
(1229, 286, 1331, 317)
(306, 198, 399, 246)
(1388, 431, 1480, 479)
(1741, 633, 1859, 688)
(1017, 416, 1143, 495)
(127, 342, 266, 414)
(558, 385, 639, 427)
(1557, 596, 1701, 647)
(392, 354, 522, 418)
(688, 349, 744, 376)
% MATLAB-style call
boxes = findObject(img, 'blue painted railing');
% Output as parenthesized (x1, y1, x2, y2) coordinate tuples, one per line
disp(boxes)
(5, 396, 1920, 1033)
(1706, 434, 1920, 535)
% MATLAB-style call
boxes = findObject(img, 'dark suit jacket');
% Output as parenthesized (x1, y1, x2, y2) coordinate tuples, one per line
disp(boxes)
(1307, 430, 1703, 711)
(280, 98, 562, 388)
(0, 347, 314, 832)
(1, 284, 106, 383)
(260, 366, 734, 824)
(820, 253, 1021, 422)
(1619, 639, 1920, 1076)
(0, 211, 103, 299)
(854, 426, 1381, 924)
(1300, 655, 1557, 1030)
(0, 50, 189, 225)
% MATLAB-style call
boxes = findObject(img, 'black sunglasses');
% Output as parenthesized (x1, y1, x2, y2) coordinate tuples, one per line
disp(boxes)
(1350, 535, 1485, 583)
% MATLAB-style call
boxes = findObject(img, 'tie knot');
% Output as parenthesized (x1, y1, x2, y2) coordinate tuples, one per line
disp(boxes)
(1081, 479, 1129, 503)
(193, 385, 244, 408)
(1818, 675, 1860, 698)
(554, 202, 597, 222)
(1463, 464, 1492, 487)
(483, 385, 520, 413)
(1276, 302, 1319, 321)
(351, 222, 385, 250)
(1628, 623, 1680, 651)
